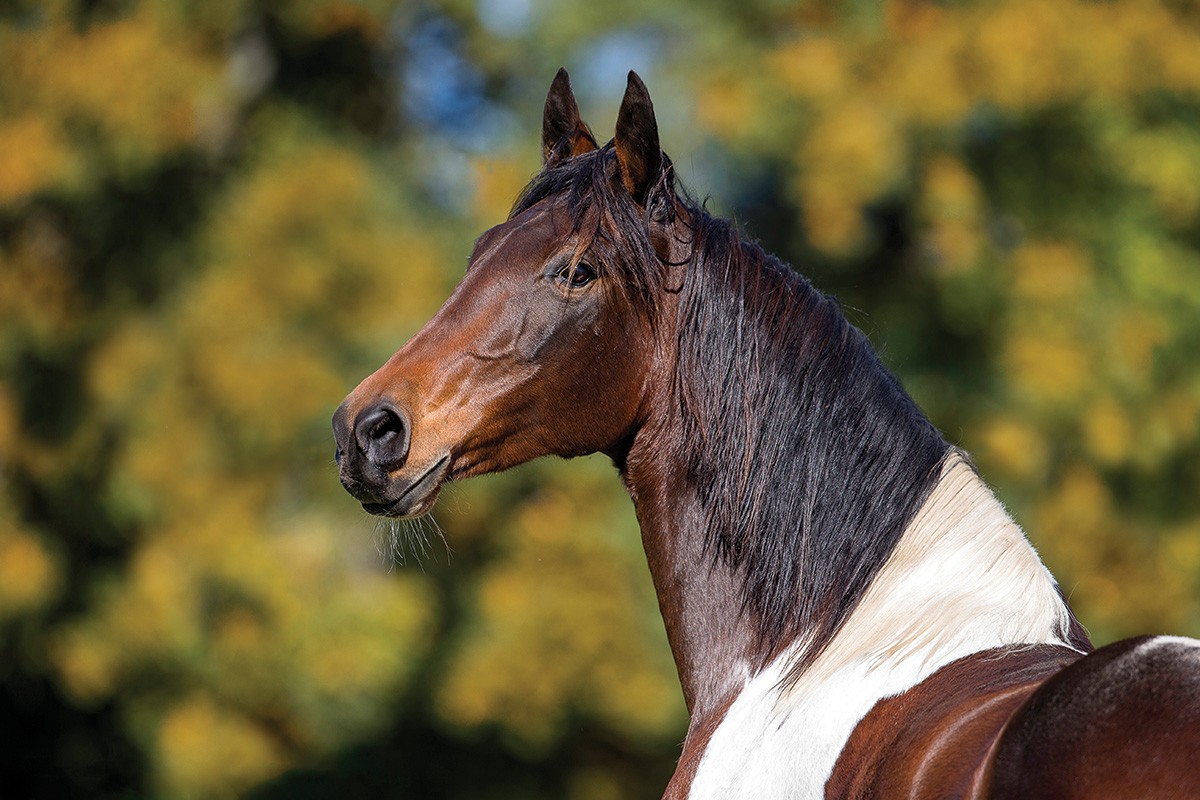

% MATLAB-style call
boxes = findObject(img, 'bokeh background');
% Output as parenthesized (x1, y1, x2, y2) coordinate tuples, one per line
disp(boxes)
(2, 0, 1199, 797)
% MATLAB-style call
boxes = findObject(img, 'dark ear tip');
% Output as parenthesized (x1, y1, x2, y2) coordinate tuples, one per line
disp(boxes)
(544, 68, 577, 118)
(623, 70, 651, 104)
(614, 70, 662, 202)
(543, 66, 596, 165)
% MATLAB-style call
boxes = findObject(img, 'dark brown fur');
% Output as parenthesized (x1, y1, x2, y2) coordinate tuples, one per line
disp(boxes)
(829, 638, 1200, 800)
(828, 646, 1083, 799)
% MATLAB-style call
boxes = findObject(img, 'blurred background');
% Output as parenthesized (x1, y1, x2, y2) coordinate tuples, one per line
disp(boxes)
(2, 0, 1199, 797)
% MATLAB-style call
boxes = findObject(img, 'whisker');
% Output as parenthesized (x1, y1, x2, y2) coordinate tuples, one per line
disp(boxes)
(367, 509, 456, 570)
(426, 511, 453, 563)
(372, 516, 404, 569)
(411, 517, 432, 566)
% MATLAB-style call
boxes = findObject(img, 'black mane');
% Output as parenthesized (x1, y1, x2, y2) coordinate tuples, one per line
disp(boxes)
(516, 146, 950, 674)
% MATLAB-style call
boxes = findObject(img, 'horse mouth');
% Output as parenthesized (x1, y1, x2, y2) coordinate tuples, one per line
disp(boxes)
(362, 453, 451, 518)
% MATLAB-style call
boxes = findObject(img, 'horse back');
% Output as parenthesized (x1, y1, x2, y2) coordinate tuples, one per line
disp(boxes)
(986, 635, 1200, 800)
(826, 644, 1081, 800)
(828, 637, 1200, 800)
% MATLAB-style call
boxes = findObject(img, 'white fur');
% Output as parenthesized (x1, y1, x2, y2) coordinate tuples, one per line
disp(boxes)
(1133, 635, 1200, 655)
(688, 454, 1081, 799)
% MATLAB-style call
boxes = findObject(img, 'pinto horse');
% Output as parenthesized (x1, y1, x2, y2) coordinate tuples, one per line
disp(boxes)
(333, 70, 1200, 799)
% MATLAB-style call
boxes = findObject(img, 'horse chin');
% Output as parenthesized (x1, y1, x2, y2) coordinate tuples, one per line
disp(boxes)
(362, 453, 450, 518)
(363, 487, 443, 519)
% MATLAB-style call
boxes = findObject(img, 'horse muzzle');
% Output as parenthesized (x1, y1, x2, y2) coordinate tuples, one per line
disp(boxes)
(333, 400, 449, 517)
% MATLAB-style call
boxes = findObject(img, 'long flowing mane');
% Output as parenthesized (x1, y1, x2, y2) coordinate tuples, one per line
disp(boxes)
(513, 146, 950, 674)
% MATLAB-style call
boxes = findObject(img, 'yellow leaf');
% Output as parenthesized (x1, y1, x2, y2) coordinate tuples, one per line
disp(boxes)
(0, 526, 59, 616)
(772, 38, 848, 102)
(1009, 241, 1092, 301)
(1083, 398, 1132, 465)
(0, 116, 71, 205)
(156, 695, 286, 796)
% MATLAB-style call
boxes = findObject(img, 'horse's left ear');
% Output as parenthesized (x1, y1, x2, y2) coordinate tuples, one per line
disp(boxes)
(543, 68, 598, 166)
(614, 71, 662, 204)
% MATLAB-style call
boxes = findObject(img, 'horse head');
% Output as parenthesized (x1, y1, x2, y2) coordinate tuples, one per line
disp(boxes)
(333, 69, 679, 518)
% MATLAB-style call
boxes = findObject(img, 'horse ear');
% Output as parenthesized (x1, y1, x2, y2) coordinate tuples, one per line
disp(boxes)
(543, 68, 597, 166)
(614, 71, 662, 204)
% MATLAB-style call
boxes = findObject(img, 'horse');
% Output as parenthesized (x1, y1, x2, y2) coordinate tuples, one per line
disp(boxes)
(333, 69, 1200, 799)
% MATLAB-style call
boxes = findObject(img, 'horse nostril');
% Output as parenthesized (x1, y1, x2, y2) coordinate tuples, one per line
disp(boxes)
(353, 403, 411, 470)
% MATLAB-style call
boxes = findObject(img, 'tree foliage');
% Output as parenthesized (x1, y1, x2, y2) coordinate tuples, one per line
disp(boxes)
(1, 0, 1199, 797)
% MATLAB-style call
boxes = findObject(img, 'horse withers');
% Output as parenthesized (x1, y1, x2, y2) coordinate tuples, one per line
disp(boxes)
(333, 69, 1200, 799)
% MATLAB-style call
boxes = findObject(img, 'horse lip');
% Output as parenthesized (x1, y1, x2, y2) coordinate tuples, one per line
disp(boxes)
(362, 453, 451, 517)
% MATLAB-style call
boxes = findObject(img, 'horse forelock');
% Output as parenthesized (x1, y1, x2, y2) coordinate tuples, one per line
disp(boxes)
(510, 143, 678, 316)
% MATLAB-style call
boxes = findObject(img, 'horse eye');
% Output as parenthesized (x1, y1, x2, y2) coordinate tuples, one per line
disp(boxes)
(555, 262, 596, 288)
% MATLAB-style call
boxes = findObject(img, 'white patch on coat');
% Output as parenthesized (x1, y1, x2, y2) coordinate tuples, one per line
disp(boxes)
(688, 453, 1080, 799)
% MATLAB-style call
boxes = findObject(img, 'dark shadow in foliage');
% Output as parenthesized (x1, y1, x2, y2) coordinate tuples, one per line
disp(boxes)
(247, 711, 679, 800)
(0, 668, 147, 800)
(265, 12, 395, 137)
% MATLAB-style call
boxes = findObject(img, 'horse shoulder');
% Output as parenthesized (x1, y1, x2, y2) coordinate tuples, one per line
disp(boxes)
(825, 644, 1082, 800)
(986, 635, 1200, 800)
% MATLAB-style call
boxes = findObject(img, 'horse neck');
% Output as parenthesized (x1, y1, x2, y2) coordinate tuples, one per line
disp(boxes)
(619, 446, 760, 717)
(615, 232, 1084, 722)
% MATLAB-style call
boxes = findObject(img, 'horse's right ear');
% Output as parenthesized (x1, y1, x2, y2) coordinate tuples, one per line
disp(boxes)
(614, 71, 662, 205)
(542, 68, 597, 166)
